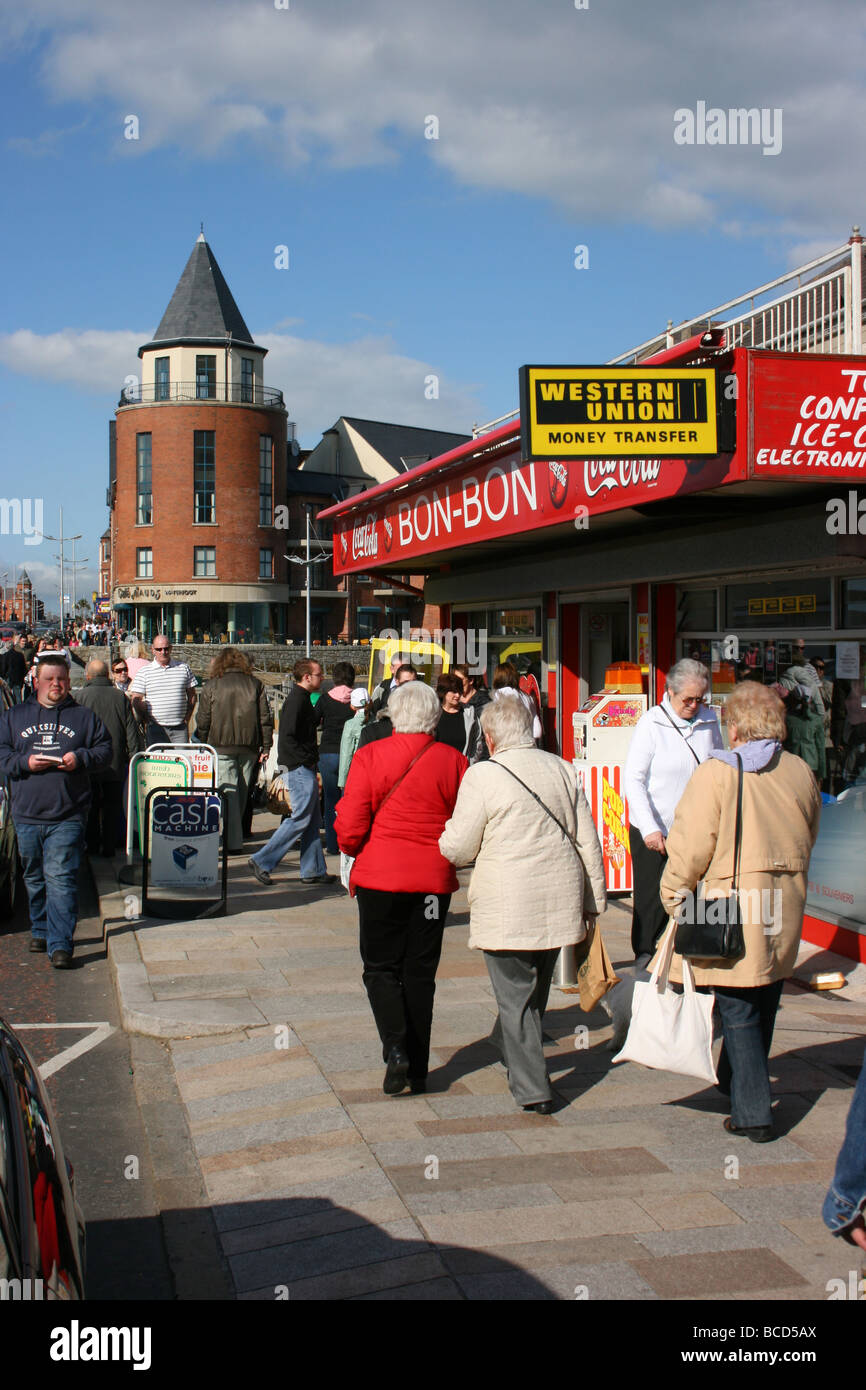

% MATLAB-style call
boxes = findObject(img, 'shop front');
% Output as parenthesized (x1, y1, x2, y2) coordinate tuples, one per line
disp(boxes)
(112, 583, 288, 644)
(321, 347, 866, 960)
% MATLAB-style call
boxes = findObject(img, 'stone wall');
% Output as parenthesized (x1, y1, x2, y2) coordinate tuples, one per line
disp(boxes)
(97, 642, 373, 681)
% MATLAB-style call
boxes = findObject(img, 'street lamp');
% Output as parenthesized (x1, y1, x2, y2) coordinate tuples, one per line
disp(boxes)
(285, 508, 330, 657)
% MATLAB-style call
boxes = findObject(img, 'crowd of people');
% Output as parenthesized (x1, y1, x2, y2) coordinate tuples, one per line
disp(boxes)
(0, 638, 862, 1252)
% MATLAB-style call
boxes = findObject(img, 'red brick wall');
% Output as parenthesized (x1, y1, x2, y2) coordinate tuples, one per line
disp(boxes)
(114, 402, 287, 585)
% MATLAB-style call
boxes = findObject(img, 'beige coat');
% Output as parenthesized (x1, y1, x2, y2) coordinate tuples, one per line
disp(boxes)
(658, 750, 822, 987)
(438, 745, 607, 951)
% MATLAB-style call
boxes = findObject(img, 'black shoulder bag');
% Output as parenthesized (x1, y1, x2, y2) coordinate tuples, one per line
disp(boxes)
(673, 753, 746, 961)
(657, 702, 700, 765)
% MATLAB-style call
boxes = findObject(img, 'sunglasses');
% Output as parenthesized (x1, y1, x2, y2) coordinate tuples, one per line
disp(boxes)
(113, 666, 127, 673)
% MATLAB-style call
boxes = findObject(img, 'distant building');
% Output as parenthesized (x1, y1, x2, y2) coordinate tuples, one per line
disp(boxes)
(0, 570, 36, 626)
(109, 235, 292, 644)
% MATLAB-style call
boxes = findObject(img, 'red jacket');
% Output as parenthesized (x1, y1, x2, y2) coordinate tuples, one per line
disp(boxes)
(335, 732, 467, 895)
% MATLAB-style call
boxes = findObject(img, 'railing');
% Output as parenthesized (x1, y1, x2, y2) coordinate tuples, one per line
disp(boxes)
(610, 239, 862, 364)
(118, 381, 285, 408)
(470, 235, 865, 436)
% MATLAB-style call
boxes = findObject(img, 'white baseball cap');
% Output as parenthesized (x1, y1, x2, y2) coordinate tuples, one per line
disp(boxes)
(350, 688, 370, 708)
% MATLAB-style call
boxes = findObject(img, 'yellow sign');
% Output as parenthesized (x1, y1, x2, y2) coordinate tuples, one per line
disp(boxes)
(747, 595, 816, 616)
(519, 366, 719, 458)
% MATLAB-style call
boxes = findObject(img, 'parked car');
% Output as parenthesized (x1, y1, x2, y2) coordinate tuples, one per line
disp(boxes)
(0, 1017, 86, 1298)
(0, 676, 17, 919)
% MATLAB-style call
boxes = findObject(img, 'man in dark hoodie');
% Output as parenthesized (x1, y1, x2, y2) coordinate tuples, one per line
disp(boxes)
(0, 654, 112, 966)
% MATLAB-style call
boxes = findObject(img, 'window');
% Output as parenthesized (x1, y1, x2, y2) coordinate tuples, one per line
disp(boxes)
(259, 435, 272, 525)
(241, 357, 254, 403)
(259, 548, 273, 579)
(725, 578, 831, 630)
(136, 548, 153, 578)
(195, 355, 216, 399)
(677, 587, 717, 632)
(155, 357, 170, 401)
(194, 547, 216, 577)
(136, 433, 152, 524)
(194, 431, 215, 523)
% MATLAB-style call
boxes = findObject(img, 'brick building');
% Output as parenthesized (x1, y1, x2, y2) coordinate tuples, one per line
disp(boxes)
(0, 570, 38, 626)
(110, 235, 291, 643)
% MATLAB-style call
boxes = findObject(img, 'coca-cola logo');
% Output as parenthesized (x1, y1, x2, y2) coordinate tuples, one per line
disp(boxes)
(548, 459, 568, 509)
(339, 531, 348, 564)
(583, 457, 662, 498)
(351, 513, 379, 561)
(383, 515, 393, 553)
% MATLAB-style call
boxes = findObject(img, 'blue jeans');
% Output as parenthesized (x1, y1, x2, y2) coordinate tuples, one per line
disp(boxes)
(319, 753, 341, 855)
(823, 1044, 866, 1235)
(714, 980, 784, 1129)
(16, 818, 86, 956)
(251, 766, 326, 878)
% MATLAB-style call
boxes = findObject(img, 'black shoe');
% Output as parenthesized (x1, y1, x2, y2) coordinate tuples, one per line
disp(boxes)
(723, 1116, 775, 1143)
(522, 1100, 554, 1115)
(50, 950, 73, 970)
(300, 873, 339, 885)
(408, 1077, 427, 1094)
(383, 1047, 410, 1095)
(248, 858, 272, 886)
(29, 936, 47, 954)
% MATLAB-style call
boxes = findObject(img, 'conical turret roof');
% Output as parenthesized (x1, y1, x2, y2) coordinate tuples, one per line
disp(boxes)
(139, 234, 257, 355)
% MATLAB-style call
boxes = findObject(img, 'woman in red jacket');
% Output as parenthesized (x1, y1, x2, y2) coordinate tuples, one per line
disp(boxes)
(335, 680, 467, 1096)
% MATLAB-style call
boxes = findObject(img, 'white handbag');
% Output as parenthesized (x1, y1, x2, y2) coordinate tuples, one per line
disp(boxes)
(340, 851, 354, 893)
(612, 920, 717, 1085)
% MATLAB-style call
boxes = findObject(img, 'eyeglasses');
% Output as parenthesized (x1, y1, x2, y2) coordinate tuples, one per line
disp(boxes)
(678, 695, 707, 707)
(113, 666, 127, 673)
(153, 645, 171, 652)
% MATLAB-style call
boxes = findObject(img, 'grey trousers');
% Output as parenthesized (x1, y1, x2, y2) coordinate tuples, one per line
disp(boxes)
(484, 948, 559, 1106)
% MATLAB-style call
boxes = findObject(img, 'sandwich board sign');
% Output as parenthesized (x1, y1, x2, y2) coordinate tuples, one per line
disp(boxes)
(132, 754, 191, 851)
(143, 789, 227, 919)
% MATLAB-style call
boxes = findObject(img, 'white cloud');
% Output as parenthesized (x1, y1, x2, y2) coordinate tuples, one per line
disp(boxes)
(0, 327, 482, 444)
(3, 0, 865, 236)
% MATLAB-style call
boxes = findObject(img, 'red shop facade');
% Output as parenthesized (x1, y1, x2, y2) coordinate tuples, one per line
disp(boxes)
(322, 347, 866, 962)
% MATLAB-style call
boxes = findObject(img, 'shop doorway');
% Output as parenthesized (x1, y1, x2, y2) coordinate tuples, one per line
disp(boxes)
(559, 598, 630, 760)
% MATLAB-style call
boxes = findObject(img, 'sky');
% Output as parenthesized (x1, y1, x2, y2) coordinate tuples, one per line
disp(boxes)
(1, 0, 865, 614)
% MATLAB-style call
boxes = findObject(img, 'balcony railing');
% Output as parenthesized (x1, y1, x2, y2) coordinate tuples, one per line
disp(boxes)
(119, 381, 285, 408)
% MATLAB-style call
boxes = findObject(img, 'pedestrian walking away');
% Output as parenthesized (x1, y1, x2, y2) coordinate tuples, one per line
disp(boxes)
(439, 697, 606, 1112)
(0, 655, 112, 966)
(248, 658, 336, 885)
(338, 687, 371, 792)
(130, 636, 197, 745)
(314, 662, 357, 856)
(336, 680, 467, 1095)
(195, 648, 273, 854)
(659, 681, 821, 1141)
(75, 658, 143, 857)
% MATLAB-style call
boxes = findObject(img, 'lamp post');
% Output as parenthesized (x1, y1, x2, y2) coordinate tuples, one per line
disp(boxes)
(285, 509, 329, 658)
(41, 509, 82, 625)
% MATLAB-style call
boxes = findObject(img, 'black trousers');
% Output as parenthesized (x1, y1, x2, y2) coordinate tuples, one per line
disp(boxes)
(629, 825, 670, 959)
(356, 887, 451, 1079)
(87, 779, 123, 856)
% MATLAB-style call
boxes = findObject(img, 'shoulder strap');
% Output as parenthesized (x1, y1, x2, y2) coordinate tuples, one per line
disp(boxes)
(493, 759, 582, 859)
(657, 702, 700, 765)
(372, 740, 436, 822)
(731, 752, 743, 891)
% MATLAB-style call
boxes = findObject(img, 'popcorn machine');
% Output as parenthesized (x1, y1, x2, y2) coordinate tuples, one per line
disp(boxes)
(572, 667, 646, 892)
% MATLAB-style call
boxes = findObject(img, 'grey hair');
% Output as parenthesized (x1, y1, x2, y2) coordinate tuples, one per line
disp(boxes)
(389, 679, 441, 735)
(666, 658, 709, 694)
(480, 694, 535, 752)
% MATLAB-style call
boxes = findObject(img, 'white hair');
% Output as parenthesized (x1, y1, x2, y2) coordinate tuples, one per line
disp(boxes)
(123, 638, 141, 659)
(666, 658, 709, 694)
(389, 679, 441, 734)
(480, 695, 535, 752)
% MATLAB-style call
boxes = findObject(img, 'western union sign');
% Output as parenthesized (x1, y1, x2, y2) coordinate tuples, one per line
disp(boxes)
(519, 366, 719, 459)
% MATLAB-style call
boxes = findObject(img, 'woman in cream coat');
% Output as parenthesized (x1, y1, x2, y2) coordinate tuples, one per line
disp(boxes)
(659, 681, 821, 1143)
(439, 697, 606, 1113)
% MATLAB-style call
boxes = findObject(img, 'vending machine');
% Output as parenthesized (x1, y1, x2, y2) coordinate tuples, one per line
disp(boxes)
(572, 687, 647, 892)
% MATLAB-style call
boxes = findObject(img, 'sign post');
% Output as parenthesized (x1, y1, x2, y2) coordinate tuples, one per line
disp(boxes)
(142, 789, 228, 919)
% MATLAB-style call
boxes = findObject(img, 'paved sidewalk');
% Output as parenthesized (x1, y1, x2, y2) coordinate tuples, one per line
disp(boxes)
(95, 812, 866, 1301)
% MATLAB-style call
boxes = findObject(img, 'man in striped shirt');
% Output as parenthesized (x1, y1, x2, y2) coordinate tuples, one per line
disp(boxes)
(130, 637, 197, 746)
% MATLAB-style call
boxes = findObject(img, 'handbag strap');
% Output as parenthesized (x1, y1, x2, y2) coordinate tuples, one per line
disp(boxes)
(657, 701, 701, 765)
(731, 751, 743, 893)
(493, 759, 582, 859)
(371, 740, 436, 824)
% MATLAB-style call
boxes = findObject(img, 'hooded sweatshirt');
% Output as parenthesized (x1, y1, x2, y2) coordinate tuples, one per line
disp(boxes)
(0, 693, 113, 823)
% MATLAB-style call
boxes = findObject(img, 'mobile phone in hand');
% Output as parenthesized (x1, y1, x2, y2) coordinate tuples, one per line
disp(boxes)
(36, 754, 64, 763)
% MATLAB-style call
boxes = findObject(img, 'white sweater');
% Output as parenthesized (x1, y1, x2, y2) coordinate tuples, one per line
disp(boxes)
(623, 694, 722, 838)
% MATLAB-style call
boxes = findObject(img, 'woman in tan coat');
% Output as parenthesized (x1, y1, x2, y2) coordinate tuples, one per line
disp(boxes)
(439, 697, 606, 1113)
(660, 681, 822, 1142)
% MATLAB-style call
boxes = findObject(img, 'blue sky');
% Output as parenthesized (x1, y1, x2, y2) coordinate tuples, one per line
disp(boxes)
(1, 0, 865, 611)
